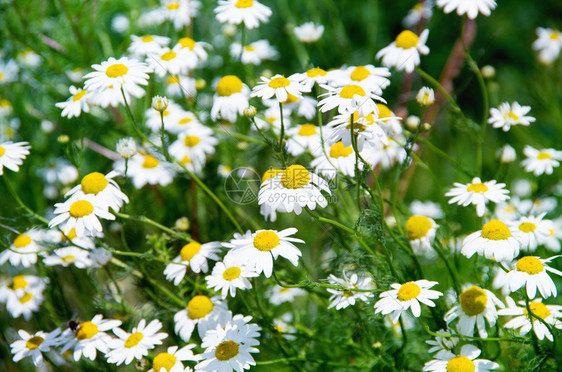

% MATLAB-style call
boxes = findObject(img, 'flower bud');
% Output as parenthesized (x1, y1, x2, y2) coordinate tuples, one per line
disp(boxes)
(243, 105, 257, 118)
(151, 95, 169, 112)
(416, 87, 434, 106)
(481, 65, 495, 79)
(116, 137, 136, 159)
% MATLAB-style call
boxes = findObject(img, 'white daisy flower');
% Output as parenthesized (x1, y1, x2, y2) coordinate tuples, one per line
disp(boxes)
(169, 130, 219, 164)
(327, 272, 375, 310)
(55, 86, 90, 119)
(0, 141, 31, 175)
(161, 0, 201, 30)
(205, 256, 258, 298)
(0, 274, 46, 304)
(230, 40, 279, 65)
(48, 195, 115, 236)
(436, 0, 496, 19)
(445, 177, 509, 217)
(444, 285, 504, 337)
(215, 0, 272, 29)
(5, 289, 44, 320)
(43, 247, 93, 268)
(331, 65, 391, 95)
(128, 34, 170, 57)
(326, 110, 390, 151)
(90, 84, 131, 108)
(500, 256, 562, 299)
(90, 247, 113, 267)
(462, 219, 522, 262)
(60, 314, 121, 361)
(310, 140, 358, 179)
(544, 217, 562, 252)
(257, 169, 284, 222)
(148, 344, 201, 372)
(84, 57, 152, 98)
(118, 153, 175, 189)
(211, 75, 250, 123)
(318, 83, 385, 117)
(106, 319, 168, 366)
(147, 46, 191, 77)
(251, 74, 310, 103)
(410, 200, 444, 219)
(165, 74, 196, 99)
(405, 215, 439, 255)
(488, 102, 535, 132)
(145, 100, 184, 132)
(223, 228, 304, 278)
(65, 171, 129, 211)
(164, 241, 222, 285)
(533, 27, 562, 65)
(293, 22, 324, 43)
(376, 29, 430, 73)
(291, 67, 329, 90)
(403, 2, 433, 28)
(10, 328, 62, 367)
(0, 231, 43, 267)
(521, 145, 562, 176)
(267, 285, 307, 306)
(0, 59, 19, 84)
(510, 213, 551, 251)
(425, 329, 459, 360)
(498, 297, 562, 342)
(285, 124, 321, 156)
(423, 344, 499, 372)
(366, 136, 408, 169)
(174, 295, 230, 341)
(174, 37, 210, 70)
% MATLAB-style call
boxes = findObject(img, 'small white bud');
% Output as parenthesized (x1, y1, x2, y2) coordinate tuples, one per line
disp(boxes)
(499, 144, 516, 163)
(116, 137, 136, 159)
(175, 217, 190, 231)
(405, 115, 420, 131)
(152, 95, 169, 112)
(416, 87, 435, 106)
(481, 65, 495, 79)
(243, 105, 257, 118)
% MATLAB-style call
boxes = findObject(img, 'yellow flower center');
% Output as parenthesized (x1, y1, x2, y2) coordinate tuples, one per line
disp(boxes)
(178, 37, 195, 50)
(516, 256, 544, 275)
(167, 2, 180, 10)
(141, 35, 154, 42)
(244, 45, 256, 52)
(161, 50, 177, 61)
(537, 152, 551, 160)
(283, 93, 299, 104)
(76, 321, 99, 340)
(72, 90, 87, 102)
(153, 352, 177, 372)
(281, 164, 310, 189)
(466, 182, 488, 193)
(26, 336, 44, 350)
(340, 85, 366, 98)
(167, 75, 180, 85)
(187, 295, 214, 319)
(550, 32, 560, 40)
(405, 215, 432, 240)
(350, 66, 370, 81)
(142, 155, 159, 169)
(459, 286, 487, 316)
(178, 117, 192, 125)
(62, 255, 75, 264)
(306, 67, 327, 78)
(105, 63, 128, 78)
(518, 222, 536, 233)
(397, 282, 421, 301)
(14, 234, 32, 248)
(12, 275, 28, 290)
(181, 155, 192, 165)
(124, 332, 144, 348)
(215, 340, 240, 361)
(262, 168, 283, 182)
(0, 146, 5, 157)
(446, 356, 475, 372)
(235, 0, 253, 8)
(297, 124, 317, 136)
(524, 302, 551, 320)
(253, 231, 280, 251)
(217, 75, 243, 96)
(268, 76, 291, 89)
(19, 293, 33, 303)
(222, 267, 242, 281)
(81, 172, 108, 195)
(67, 228, 77, 240)
(376, 103, 392, 119)
(504, 112, 519, 121)
(184, 136, 200, 147)
(395, 30, 419, 49)
(69, 200, 94, 218)
(329, 141, 353, 158)
(481, 220, 511, 240)
(180, 242, 202, 262)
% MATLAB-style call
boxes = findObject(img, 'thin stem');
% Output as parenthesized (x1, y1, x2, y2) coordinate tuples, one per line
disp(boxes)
(114, 211, 194, 242)
(277, 102, 287, 167)
(3, 176, 49, 225)
(159, 111, 170, 159)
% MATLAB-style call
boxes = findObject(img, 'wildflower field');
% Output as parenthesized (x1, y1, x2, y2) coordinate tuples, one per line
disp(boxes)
(1, 0, 562, 371)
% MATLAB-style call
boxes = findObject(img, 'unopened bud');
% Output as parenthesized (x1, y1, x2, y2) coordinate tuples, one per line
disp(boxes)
(243, 105, 257, 118)
(499, 144, 516, 163)
(195, 79, 207, 90)
(405, 115, 420, 131)
(152, 95, 169, 112)
(174, 217, 190, 231)
(57, 134, 70, 143)
(422, 122, 432, 131)
(481, 65, 495, 79)
(116, 137, 136, 159)
(416, 87, 434, 106)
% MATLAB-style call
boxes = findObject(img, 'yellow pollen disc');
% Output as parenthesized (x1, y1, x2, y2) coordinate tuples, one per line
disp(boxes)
(253, 231, 280, 251)
(397, 282, 421, 301)
(376, 103, 392, 119)
(19, 293, 33, 303)
(505, 112, 519, 121)
(72, 90, 86, 102)
(142, 155, 159, 169)
(25, 336, 44, 350)
(524, 302, 551, 319)
(81, 172, 108, 195)
(244, 45, 256, 52)
(481, 219, 511, 240)
(222, 267, 242, 281)
(178, 37, 195, 50)
(187, 295, 214, 319)
(329, 141, 353, 158)
(215, 340, 240, 361)
(166, 2, 180, 10)
(466, 182, 488, 193)
(446, 356, 475, 372)
(459, 286, 487, 316)
(235, 0, 253, 8)
(0, 146, 4, 157)
(550, 32, 560, 40)
(180, 242, 202, 262)
(153, 352, 177, 372)
(217, 75, 243, 96)
(283, 93, 299, 104)
(62, 255, 75, 263)
(268, 76, 291, 89)
(519, 222, 536, 233)
(281, 164, 310, 189)
(14, 234, 32, 248)
(262, 168, 283, 182)
(141, 35, 154, 42)
(67, 228, 77, 240)
(340, 85, 366, 98)
(516, 256, 544, 275)
(548, 229, 555, 236)
(343, 290, 354, 297)
(413, 3, 423, 11)
(76, 321, 98, 340)
(124, 332, 144, 348)
(184, 136, 200, 147)
(537, 152, 551, 160)
(350, 66, 370, 81)
(161, 50, 177, 61)
(167, 75, 180, 85)
(178, 117, 192, 125)
(12, 275, 28, 290)
(307, 67, 327, 77)
(105, 63, 128, 78)
(0, 99, 10, 107)
(346, 121, 367, 132)
(405, 215, 432, 240)
(69, 200, 94, 218)
(279, 288, 290, 293)
(395, 30, 419, 49)
(181, 155, 192, 165)
(298, 124, 317, 136)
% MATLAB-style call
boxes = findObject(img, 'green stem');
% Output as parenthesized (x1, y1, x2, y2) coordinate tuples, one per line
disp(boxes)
(3, 176, 49, 225)
(114, 212, 194, 241)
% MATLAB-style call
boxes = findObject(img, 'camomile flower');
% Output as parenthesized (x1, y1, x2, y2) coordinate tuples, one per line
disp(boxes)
(148, 344, 201, 372)
(48, 195, 116, 236)
(444, 285, 504, 337)
(510, 213, 551, 251)
(533, 27, 562, 65)
(292, 67, 329, 90)
(326, 110, 389, 151)
(119, 153, 175, 189)
(0, 275, 46, 304)
(267, 285, 306, 305)
(161, 0, 201, 30)
(205, 256, 258, 298)
(462, 219, 521, 262)
(498, 297, 562, 342)
(55, 86, 90, 119)
(230, 40, 278, 65)
(43, 247, 92, 268)
(310, 140, 358, 179)
(164, 241, 222, 285)
(265, 93, 317, 120)
(165, 74, 196, 99)
(83, 57, 152, 98)
(147, 46, 190, 77)
(257, 169, 284, 222)
(445, 177, 509, 217)
(293, 22, 324, 43)
(437, 0, 496, 19)
(128, 34, 170, 57)
(251, 74, 310, 103)
(488, 102, 535, 132)
(90, 247, 113, 267)
(367, 135, 407, 169)
(403, 2, 433, 28)
(425, 329, 459, 360)
(60, 314, 121, 361)
(223, 228, 304, 278)
(499, 256, 562, 299)
(5, 289, 44, 320)
(375, 280, 442, 324)
(106, 319, 168, 366)
(423, 344, 499, 372)
(410, 200, 444, 219)
(376, 29, 430, 73)
(405, 215, 439, 255)
(0, 59, 19, 84)
(521, 145, 562, 176)
(174, 295, 230, 341)
(332, 65, 391, 95)
(169, 130, 219, 163)
(327, 272, 375, 310)
(285, 123, 321, 156)
(174, 37, 210, 69)
(318, 83, 384, 117)
(0, 141, 31, 175)
(145, 100, 184, 132)
(10, 328, 62, 367)
(91, 84, 129, 108)
(215, 0, 272, 29)
(65, 171, 129, 211)
(0, 231, 43, 267)
(211, 75, 250, 123)
(544, 218, 562, 252)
